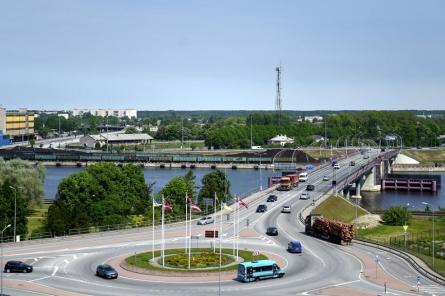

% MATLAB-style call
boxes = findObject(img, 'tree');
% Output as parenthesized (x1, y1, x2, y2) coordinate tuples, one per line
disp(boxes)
(199, 170, 231, 210)
(45, 163, 150, 235)
(0, 158, 45, 208)
(0, 179, 28, 238)
(381, 206, 412, 226)
(125, 126, 139, 134)
(159, 177, 195, 217)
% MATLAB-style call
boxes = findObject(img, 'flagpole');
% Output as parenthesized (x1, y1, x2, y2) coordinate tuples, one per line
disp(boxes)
(152, 196, 155, 260)
(236, 198, 239, 258)
(188, 197, 192, 269)
(162, 195, 165, 267)
(233, 196, 236, 256)
(213, 192, 217, 253)
(218, 199, 223, 296)
(185, 192, 188, 254)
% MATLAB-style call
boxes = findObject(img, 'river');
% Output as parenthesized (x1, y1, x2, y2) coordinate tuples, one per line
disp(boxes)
(44, 167, 445, 210)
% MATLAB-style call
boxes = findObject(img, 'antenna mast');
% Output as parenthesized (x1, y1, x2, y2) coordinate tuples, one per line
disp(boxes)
(275, 66, 282, 126)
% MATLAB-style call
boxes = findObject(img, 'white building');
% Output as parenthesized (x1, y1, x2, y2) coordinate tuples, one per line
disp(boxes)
(80, 133, 153, 149)
(269, 135, 294, 146)
(72, 109, 137, 119)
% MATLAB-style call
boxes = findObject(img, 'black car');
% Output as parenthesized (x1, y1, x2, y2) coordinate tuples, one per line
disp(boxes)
(4, 261, 33, 273)
(256, 204, 268, 213)
(96, 264, 118, 279)
(266, 227, 278, 236)
(267, 195, 278, 202)
(306, 185, 315, 191)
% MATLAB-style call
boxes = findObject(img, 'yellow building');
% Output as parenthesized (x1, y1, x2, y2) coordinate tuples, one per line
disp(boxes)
(5, 108, 35, 140)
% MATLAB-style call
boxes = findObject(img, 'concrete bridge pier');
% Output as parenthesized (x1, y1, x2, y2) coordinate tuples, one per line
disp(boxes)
(361, 167, 381, 192)
(351, 181, 362, 199)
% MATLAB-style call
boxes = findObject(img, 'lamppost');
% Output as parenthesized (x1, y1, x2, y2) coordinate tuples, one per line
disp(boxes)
(1, 224, 12, 296)
(422, 202, 435, 270)
(8, 186, 17, 243)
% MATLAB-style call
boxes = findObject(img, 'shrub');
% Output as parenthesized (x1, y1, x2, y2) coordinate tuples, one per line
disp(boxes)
(381, 206, 412, 226)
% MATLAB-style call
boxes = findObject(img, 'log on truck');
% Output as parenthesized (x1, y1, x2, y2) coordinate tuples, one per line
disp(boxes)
(305, 214, 354, 245)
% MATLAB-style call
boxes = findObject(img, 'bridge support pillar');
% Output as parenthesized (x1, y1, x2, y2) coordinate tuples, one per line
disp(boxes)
(352, 182, 361, 199)
(362, 167, 381, 192)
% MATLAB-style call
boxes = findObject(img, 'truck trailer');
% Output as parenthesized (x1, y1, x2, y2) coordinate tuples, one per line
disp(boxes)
(305, 214, 354, 245)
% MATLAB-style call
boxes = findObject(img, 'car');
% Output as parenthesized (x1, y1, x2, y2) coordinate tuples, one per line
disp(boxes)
(363, 154, 369, 159)
(331, 160, 337, 167)
(197, 216, 214, 225)
(288, 240, 302, 253)
(256, 204, 268, 213)
(267, 195, 278, 202)
(281, 205, 291, 213)
(4, 261, 33, 273)
(322, 175, 329, 181)
(350, 161, 355, 166)
(300, 192, 310, 200)
(306, 184, 315, 191)
(333, 164, 340, 169)
(266, 227, 278, 236)
(96, 264, 118, 279)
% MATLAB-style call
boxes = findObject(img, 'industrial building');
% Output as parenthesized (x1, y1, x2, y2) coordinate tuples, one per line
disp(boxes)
(72, 109, 137, 119)
(0, 107, 35, 143)
(80, 133, 153, 149)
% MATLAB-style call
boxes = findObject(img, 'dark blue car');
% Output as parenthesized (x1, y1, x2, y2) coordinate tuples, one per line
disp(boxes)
(288, 240, 302, 253)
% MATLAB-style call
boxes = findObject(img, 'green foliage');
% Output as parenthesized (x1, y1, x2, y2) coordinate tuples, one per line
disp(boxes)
(0, 179, 28, 238)
(45, 163, 150, 235)
(0, 158, 45, 208)
(381, 206, 412, 226)
(199, 170, 231, 208)
(125, 126, 139, 134)
(159, 176, 195, 217)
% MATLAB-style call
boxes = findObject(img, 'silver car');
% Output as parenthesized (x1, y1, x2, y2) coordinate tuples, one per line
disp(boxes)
(281, 205, 291, 213)
(197, 216, 214, 225)
(300, 193, 310, 200)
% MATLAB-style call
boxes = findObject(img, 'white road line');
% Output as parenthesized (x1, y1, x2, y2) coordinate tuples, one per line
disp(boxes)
(28, 275, 52, 282)
(51, 266, 59, 276)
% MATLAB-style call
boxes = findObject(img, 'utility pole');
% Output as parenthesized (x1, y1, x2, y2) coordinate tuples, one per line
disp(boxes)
(250, 114, 253, 148)
(106, 111, 109, 153)
(9, 186, 17, 242)
(1, 224, 11, 296)
(275, 66, 282, 126)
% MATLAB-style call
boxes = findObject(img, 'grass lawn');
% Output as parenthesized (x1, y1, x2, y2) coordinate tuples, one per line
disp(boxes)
(402, 149, 445, 164)
(26, 202, 50, 237)
(356, 216, 439, 243)
(302, 149, 347, 160)
(125, 248, 267, 272)
(311, 195, 367, 223)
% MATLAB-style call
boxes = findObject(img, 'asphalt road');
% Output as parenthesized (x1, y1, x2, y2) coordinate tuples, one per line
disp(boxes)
(2, 149, 444, 296)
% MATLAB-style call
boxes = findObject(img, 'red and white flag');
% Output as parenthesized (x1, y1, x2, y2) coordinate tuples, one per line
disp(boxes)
(190, 203, 202, 213)
(163, 199, 173, 212)
(236, 196, 248, 209)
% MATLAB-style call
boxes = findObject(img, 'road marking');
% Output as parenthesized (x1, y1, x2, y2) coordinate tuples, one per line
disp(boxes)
(300, 279, 361, 295)
(51, 266, 59, 276)
(28, 275, 52, 282)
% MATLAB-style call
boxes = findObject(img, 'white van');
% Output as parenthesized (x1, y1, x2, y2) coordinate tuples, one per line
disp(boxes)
(299, 172, 308, 182)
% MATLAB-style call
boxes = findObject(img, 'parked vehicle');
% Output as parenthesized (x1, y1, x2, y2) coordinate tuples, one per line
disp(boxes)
(278, 177, 292, 191)
(237, 260, 285, 282)
(256, 204, 268, 213)
(322, 175, 329, 181)
(305, 214, 354, 245)
(4, 261, 33, 273)
(266, 227, 278, 236)
(96, 264, 118, 279)
(267, 195, 278, 202)
(299, 172, 308, 182)
(287, 240, 302, 253)
(300, 192, 310, 200)
(306, 184, 315, 191)
(281, 205, 291, 213)
(197, 216, 214, 225)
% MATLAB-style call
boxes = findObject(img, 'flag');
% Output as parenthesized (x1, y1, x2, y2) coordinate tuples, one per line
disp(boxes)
(163, 199, 173, 212)
(222, 202, 232, 212)
(236, 196, 248, 209)
(153, 199, 162, 207)
(191, 203, 202, 213)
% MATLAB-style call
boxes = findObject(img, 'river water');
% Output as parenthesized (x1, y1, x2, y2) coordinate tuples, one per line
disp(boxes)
(44, 167, 445, 210)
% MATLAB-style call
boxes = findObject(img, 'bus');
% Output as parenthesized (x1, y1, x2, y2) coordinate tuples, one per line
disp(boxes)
(237, 260, 285, 282)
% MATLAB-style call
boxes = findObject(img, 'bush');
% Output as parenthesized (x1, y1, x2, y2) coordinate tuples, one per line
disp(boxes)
(381, 206, 412, 226)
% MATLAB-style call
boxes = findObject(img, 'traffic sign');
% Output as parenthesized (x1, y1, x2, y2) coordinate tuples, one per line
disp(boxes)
(203, 198, 214, 206)
(305, 165, 315, 171)
(403, 225, 409, 232)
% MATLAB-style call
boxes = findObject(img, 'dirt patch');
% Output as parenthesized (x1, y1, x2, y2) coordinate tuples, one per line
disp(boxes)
(353, 214, 381, 229)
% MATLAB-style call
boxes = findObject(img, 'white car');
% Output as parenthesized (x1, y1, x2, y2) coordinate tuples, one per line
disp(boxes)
(197, 216, 214, 225)
(300, 193, 310, 200)
(281, 205, 291, 213)
(333, 164, 340, 169)
(322, 175, 329, 181)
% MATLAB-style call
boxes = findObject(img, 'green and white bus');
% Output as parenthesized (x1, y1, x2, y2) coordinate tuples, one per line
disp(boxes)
(237, 260, 285, 282)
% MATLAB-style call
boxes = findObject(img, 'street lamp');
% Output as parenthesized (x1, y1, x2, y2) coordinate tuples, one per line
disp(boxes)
(8, 186, 16, 243)
(422, 202, 435, 270)
(1, 224, 12, 296)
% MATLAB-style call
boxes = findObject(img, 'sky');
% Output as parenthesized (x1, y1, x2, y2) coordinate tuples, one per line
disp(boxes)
(0, 0, 444, 111)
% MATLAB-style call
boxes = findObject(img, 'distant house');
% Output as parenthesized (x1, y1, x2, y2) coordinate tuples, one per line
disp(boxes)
(269, 135, 294, 146)
(310, 135, 326, 143)
(80, 133, 153, 149)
